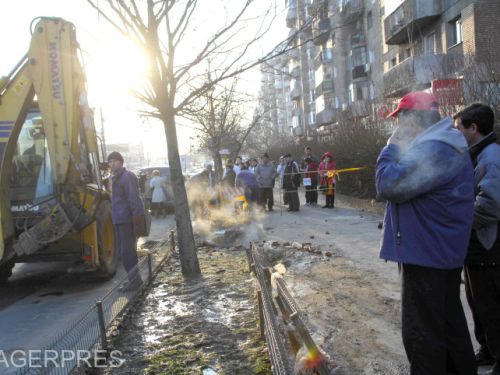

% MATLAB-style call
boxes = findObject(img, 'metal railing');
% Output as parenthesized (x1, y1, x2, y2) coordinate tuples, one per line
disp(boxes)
(12, 230, 176, 375)
(247, 242, 337, 375)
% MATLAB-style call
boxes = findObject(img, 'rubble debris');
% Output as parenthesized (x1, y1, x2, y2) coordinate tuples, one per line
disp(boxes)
(292, 242, 303, 250)
(273, 263, 287, 275)
(325, 252, 332, 257)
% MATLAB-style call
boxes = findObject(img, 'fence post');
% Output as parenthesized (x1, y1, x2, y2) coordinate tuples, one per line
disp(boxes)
(96, 301, 108, 352)
(147, 253, 153, 283)
(257, 289, 265, 338)
(170, 230, 175, 253)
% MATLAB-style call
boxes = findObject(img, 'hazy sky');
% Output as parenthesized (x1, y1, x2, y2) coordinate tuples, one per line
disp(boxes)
(0, 1, 287, 155)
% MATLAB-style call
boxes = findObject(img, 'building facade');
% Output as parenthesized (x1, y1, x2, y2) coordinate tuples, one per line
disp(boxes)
(258, 0, 500, 140)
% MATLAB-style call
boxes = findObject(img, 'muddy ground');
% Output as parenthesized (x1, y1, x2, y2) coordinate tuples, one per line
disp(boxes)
(104, 247, 270, 375)
(261, 242, 408, 375)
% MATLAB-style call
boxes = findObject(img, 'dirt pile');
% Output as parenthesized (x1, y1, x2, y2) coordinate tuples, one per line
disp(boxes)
(259, 240, 409, 375)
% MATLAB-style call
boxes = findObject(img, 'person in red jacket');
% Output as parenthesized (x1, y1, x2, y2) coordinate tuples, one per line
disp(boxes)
(318, 151, 336, 208)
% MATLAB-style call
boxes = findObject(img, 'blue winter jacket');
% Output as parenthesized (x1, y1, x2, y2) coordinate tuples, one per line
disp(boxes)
(376, 118, 475, 269)
(111, 168, 145, 224)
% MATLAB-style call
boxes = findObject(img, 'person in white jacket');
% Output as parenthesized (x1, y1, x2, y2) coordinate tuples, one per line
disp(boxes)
(149, 170, 168, 217)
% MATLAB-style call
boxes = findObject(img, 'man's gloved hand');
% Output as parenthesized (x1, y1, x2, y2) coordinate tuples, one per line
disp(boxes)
(133, 215, 146, 238)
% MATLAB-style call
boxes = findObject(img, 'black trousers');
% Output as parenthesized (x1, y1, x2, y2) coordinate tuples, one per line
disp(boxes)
(325, 193, 335, 207)
(259, 187, 274, 210)
(284, 188, 299, 211)
(401, 264, 476, 375)
(305, 185, 318, 204)
(464, 265, 500, 362)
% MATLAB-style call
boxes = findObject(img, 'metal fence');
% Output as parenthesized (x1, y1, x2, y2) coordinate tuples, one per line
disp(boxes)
(12, 230, 176, 375)
(247, 242, 337, 375)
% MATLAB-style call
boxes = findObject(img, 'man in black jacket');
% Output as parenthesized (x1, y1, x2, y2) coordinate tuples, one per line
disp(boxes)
(283, 153, 300, 212)
(454, 104, 500, 374)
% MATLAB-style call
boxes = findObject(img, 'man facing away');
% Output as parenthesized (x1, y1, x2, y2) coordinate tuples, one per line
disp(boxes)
(255, 153, 276, 212)
(454, 104, 500, 375)
(108, 151, 146, 291)
(376, 92, 476, 374)
(283, 153, 300, 212)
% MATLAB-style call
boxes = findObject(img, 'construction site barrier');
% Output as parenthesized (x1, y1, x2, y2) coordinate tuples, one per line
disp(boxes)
(247, 242, 337, 375)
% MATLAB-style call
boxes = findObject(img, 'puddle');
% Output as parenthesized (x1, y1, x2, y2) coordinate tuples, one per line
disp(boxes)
(202, 367, 217, 375)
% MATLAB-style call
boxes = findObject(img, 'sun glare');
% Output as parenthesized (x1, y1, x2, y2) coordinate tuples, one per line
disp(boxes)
(86, 36, 148, 105)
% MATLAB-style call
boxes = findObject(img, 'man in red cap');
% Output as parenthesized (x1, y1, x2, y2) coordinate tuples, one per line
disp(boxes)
(376, 91, 476, 373)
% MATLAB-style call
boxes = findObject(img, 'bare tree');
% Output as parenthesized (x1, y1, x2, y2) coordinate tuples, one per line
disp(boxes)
(184, 77, 260, 180)
(86, 0, 278, 277)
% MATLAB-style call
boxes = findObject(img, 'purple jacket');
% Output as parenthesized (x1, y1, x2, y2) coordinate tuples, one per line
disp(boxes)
(111, 168, 145, 224)
(236, 170, 259, 189)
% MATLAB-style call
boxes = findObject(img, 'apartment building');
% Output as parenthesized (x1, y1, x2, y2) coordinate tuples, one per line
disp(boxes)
(286, 0, 318, 137)
(258, 45, 293, 136)
(258, 0, 499, 140)
(382, 0, 500, 109)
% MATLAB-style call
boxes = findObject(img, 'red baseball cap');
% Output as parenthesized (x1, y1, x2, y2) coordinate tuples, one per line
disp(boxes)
(387, 91, 440, 118)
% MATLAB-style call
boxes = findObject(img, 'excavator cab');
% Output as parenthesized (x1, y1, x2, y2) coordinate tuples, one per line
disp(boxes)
(0, 18, 118, 283)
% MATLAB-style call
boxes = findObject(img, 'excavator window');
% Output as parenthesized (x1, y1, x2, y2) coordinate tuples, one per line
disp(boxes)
(10, 112, 54, 205)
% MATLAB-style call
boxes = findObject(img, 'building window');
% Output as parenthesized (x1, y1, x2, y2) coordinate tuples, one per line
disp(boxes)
(367, 11, 373, 29)
(349, 81, 369, 102)
(450, 16, 462, 46)
(424, 32, 435, 55)
(351, 46, 367, 67)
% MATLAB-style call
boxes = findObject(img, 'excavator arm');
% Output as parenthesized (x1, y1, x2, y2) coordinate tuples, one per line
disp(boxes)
(0, 18, 108, 267)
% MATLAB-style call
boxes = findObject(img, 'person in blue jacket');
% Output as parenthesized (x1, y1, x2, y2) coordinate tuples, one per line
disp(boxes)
(376, 92, 476, 374)
(454, 104, 500, 374)
(108, 151, 145, 291)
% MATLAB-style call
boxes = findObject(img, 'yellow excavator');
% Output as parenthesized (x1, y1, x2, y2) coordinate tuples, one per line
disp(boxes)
(0, 17, 117, 283)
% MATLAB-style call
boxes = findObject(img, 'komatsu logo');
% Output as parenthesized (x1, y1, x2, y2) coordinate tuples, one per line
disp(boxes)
(49, 42, 62, 100)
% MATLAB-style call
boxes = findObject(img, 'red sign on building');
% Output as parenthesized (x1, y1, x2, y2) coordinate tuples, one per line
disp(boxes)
(432, 79, 463, 105)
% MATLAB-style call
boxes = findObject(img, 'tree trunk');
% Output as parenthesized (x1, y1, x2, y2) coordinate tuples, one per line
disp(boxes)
(161, 112, 201, 277)
(212, 149, 223, 182)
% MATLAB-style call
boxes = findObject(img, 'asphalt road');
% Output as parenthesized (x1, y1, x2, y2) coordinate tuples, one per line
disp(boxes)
(0, 215, 174, 373)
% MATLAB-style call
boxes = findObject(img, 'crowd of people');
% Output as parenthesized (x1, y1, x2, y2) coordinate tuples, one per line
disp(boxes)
(186, 147, 341, 214)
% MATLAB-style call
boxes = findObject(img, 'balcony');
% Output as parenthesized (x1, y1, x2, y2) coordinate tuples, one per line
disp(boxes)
(286, 7, 297, 28)
(315, 78, 334, 96)
(316, 108, 339, 126)
(350, 33, 365, 47)
(291, 83, 301, 100)
(314, 48, 333, 70)
(340, 0, 363, 21)
(384, 0, 441, 45)
(312, 18, 331, 45)
(352, 65, 368, 79)
(383, 54, 457, 97)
